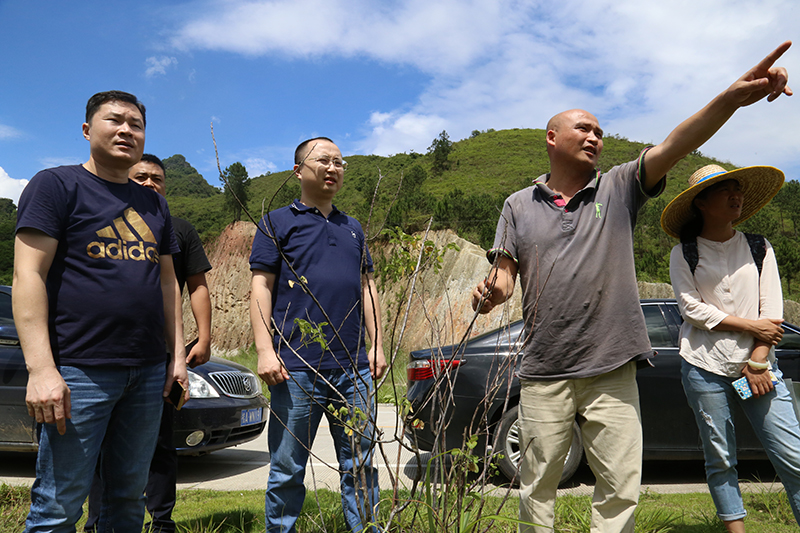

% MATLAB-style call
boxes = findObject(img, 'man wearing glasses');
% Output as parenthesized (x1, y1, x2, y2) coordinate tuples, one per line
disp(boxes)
(249, 137, 386, 532)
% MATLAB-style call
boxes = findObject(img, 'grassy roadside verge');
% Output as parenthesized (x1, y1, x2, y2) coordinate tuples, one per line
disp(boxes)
(3, 483, 797, 532)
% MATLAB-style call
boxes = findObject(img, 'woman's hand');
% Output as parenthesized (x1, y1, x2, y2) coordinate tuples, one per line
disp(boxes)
(741, 364, 775, 398)
(748, 318, 784, 345)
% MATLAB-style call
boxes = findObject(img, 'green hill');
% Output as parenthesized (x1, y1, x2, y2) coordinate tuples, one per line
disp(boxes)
(164, 154, 220, 199)
(239, 128, 800, 298)
(2, 131, 798, 297)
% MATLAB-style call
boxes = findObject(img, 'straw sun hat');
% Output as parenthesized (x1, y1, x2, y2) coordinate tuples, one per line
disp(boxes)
(660, 164, 785, 239)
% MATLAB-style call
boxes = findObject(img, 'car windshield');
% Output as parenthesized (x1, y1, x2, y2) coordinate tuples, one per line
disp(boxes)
(0, 291, 11, 321)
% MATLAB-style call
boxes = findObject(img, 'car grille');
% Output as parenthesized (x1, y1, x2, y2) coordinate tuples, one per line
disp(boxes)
(208, 371, 260, 398)
(207, 422, 266, 446)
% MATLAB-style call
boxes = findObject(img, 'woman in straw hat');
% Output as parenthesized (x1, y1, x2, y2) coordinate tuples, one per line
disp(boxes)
(662, 164, 800, 531)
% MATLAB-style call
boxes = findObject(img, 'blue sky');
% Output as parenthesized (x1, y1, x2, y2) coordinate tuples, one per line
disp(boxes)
(1, 0, 798, 205)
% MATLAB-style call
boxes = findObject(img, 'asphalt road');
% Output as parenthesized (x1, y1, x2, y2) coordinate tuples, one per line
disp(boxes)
(0, 404, 783, 497)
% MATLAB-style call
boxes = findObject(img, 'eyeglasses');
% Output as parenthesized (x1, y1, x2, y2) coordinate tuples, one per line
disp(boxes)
(308, 157, 347, 170)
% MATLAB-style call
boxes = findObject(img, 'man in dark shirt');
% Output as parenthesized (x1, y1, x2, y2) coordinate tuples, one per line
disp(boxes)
(85, 153, 212, 533)
(473, 43, 792, 532)
(14, 91, 188, 532)
(250, 137, 386, 532)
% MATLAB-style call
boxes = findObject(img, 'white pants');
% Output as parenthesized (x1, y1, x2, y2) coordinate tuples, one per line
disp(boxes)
(518, 361, 642, 533)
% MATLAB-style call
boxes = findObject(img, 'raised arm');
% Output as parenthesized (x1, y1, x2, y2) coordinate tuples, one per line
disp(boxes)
(362, 272, 386, 380)
(13, 229, 69, 435)
(643, 41, 792, 190)
(185, 272, 212, 368)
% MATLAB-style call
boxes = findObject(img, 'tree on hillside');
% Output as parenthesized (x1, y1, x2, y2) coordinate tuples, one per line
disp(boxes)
(773, 180, 800, 236)
(386, 164, 431, 232)
(0, 198, 15, 218)
(428, 130, 453, 176)
(774, 234, 800, 297)
(224, 162, 250, 222)
(737, 204, 781, 242)
(0, 199, 16, 284)
(433, 188, 504, 249)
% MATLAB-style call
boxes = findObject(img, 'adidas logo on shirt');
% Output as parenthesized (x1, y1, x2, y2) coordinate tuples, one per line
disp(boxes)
(86, 208, 160, 263)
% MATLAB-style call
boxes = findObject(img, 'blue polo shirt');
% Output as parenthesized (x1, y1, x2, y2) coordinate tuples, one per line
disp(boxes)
(249, 201, 373, 372)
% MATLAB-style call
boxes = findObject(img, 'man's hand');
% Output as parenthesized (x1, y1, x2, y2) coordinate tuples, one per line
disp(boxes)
(258, 349, 290, 386)
(185, 339, 211, 368)
(749, 318, 784, 345)
(725, 41, 792, 107)
(472, 278, 498, 314)
(369, 345, 387, 380)
(471, 257, 517, 314)
(26, 366, 71, 435)
(164, 352, 190, 404)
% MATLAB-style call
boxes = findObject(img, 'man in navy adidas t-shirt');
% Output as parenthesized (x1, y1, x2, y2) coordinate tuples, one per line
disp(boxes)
(85, 153, 213, 533)
(13, 91, 188, 533)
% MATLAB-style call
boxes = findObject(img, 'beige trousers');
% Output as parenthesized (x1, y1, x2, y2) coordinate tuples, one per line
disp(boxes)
(518, 361, 642, 533)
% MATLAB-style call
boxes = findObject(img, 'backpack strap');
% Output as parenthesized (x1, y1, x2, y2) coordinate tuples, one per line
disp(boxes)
(744, 233, 766, 277)
(681, 240, 700, 276)
(683, 233, 766, 277)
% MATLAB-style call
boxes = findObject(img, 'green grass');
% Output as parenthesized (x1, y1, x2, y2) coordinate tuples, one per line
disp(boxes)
(3, 484, 798, 533)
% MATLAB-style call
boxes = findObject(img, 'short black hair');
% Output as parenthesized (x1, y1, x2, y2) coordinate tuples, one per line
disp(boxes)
(85, 90, 146, 128)
(294, 137, 334, 165)
(139, 153, 165, 174)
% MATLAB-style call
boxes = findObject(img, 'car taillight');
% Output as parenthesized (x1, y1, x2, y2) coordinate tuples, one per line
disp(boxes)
(407, 359, 463, 381)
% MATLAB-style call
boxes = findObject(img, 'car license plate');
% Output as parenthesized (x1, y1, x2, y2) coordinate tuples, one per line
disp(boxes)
(240, 407, 263, 426)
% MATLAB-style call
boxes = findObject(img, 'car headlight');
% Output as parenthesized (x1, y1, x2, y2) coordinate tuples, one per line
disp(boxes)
(188, 370, 220, 398)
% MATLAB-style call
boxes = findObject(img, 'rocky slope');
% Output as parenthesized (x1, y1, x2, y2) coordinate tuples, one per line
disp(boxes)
(186, 222, 798, 355)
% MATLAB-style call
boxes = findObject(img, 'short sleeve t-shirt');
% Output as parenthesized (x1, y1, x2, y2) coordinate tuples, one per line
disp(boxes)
(489, 153, 663, 380)
(171, 216, 212, 293)
(16, 165, 179, 367)
(249, 201, 373, 372)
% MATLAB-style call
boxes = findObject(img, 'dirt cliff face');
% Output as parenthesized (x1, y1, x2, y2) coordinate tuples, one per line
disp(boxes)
(375, 230, 524, 357)
(183, 221, 256, 354)
(188, 224, 798, 356)
(187, 224, 524, 355)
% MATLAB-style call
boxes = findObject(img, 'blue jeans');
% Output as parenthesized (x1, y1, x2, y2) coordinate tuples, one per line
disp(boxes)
(265, 366, 379, 533)
(25, 363, 166, 533)
(681, 360, 800, 524)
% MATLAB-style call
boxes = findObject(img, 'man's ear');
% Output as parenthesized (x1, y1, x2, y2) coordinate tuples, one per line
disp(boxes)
(82, 122, 91, 141)
(546, 129, 556, 148)
(293, 164, 302, 179)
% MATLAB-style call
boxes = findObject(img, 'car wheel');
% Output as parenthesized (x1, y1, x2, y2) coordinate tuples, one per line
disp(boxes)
(495, 406, 583, 486)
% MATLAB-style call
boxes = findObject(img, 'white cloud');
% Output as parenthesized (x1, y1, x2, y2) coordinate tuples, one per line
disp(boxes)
(0, 124, 22, 139)
(145, 56, 178, 78)
(0, 167, 28, 204)
(171, 0, 510, 73)
(39, 157, 82, 169)
(244, 157, 277, 177)
(169, 0, 800, 174)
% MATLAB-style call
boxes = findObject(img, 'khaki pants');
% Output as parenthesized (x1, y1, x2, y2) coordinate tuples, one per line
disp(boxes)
(518, 361, 642, 533)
